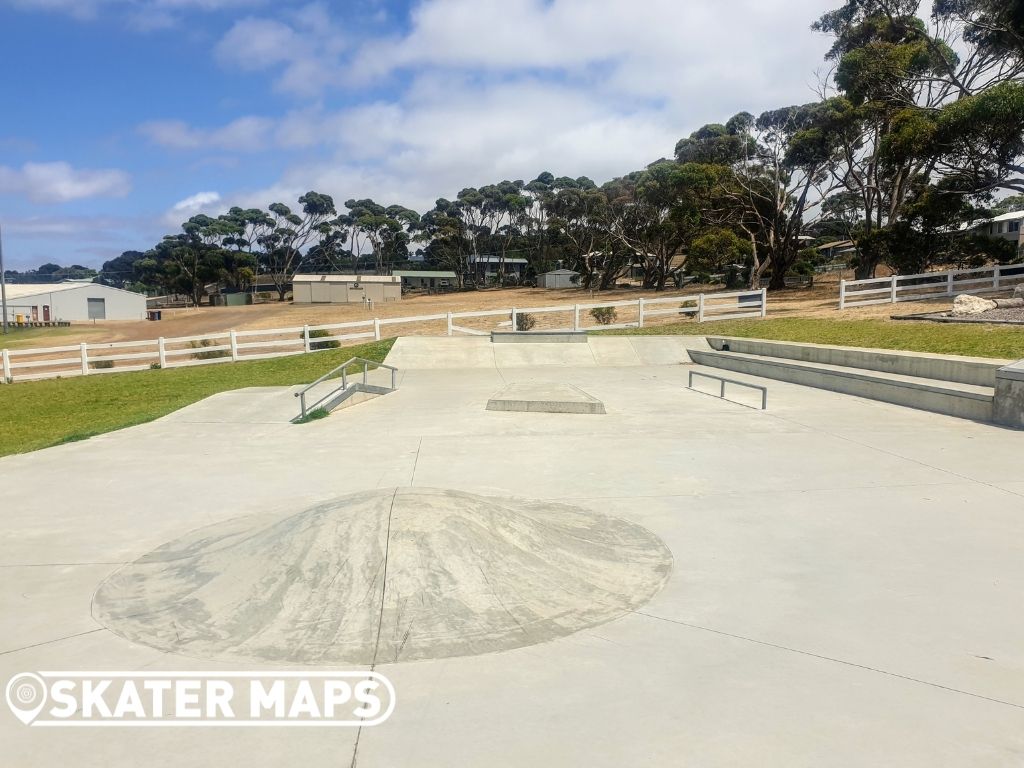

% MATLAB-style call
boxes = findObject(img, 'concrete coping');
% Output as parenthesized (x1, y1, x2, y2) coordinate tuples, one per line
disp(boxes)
(997, 359, 1024, 382)
(491, 331, 589, 344)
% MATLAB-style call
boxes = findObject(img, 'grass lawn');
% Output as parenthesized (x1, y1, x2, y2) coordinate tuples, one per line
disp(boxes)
(604, 317, 1024, 359)
(0, 339, 394, 458)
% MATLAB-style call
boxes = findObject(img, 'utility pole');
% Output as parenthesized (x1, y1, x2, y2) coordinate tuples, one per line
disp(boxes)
(0, 222, 8, 334)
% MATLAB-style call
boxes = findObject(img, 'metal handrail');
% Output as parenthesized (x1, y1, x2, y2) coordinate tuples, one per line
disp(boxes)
(294, 357, 398, 419)
(688, 370, 767, 410)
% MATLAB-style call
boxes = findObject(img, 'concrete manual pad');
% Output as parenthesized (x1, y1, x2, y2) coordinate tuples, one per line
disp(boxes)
(486, 381, 606, 413)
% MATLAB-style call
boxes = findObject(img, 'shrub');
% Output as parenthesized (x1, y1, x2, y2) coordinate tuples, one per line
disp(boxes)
(589, 306, 617, 325)
(294, 407, 330, 424)
(305, 329, 340, 350)
(515, 312, 536, 331)
(149, 362, 162, 370)
(190, 339, 230, 360)
(89, 359, 115, 370)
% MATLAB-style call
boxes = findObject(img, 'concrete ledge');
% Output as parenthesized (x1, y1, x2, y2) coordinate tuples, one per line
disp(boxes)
(486, 382, 606, 414)
(994, 360, 1024, 428)
(691, 349, 994, 422)
(491, 331, 589, 343)
(707, 336, 1006, 387)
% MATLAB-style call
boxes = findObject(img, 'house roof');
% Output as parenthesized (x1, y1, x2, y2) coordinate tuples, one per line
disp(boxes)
(817, 240, 854, 250)
(393, 271, 457, 278)
(541, 269, 579, 275)
(0, 282, 144, 299)
(988, 209, 1024, 222)
(467, 255, 529, 264)
(292, 273, 399, 283)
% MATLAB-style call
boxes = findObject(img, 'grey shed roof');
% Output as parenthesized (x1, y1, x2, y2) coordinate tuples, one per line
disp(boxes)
(542, 269, 580, 275)
(392, 271, 457, 278)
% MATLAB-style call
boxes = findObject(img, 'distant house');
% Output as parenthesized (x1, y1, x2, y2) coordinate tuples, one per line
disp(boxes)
(291, 274, 401, 304)
(974, 210, 1024, 246)
(393, 270, 457, 290)
(467, 255, 529, 282)
(537, 269, 580, 289)
(816, 240, 856, 260)
(1, 282, 146, 323)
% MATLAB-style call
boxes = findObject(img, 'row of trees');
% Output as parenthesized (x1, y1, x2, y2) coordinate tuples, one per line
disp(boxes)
(101, 0, 1024, 299)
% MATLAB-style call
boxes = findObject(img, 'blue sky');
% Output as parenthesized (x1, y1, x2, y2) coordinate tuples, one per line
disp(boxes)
(0, 0, 836, 271)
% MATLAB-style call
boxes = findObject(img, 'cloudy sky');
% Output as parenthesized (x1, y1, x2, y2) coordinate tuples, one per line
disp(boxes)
(0, 0, 838, 271)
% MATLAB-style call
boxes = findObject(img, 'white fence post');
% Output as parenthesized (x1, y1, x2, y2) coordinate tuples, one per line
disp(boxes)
(229, 330, 239, 361)
(373, 318, 381, 341)
(839, 280, 846, 309)
(760, 287, 767, 318)
(302, 325, 311, 353)
(446, 312, 453, 336)
(697, 293, 705, 322)
(511, 307, 518, 330)
(157, 337, 166, 368)
(638, 298, 645, 328)
(994, 265, 1001, 291)
(947, 271, 955, 296)
(80, 342, 89, 375)
(1, 348, 10, 383)
(889, 275, 898, 303)
(573, 304, 580, 331)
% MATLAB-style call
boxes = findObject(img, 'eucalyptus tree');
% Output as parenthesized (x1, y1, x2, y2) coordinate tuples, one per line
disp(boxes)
(812, 0, 1024, 276)
(260, 192, 337, 300)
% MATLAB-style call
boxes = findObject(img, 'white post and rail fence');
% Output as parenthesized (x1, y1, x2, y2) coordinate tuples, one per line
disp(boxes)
(0, 288, 766, 384)
(839, 264, 1024, 309)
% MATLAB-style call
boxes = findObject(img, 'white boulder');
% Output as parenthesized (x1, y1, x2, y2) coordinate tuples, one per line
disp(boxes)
(952, 294, 997, 315)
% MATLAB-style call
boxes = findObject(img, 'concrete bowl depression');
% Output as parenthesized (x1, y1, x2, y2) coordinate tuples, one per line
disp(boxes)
(92, 488, 672, 665)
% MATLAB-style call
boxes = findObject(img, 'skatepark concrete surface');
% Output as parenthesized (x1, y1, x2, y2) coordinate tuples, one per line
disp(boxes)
(2, 335, 1024, 767)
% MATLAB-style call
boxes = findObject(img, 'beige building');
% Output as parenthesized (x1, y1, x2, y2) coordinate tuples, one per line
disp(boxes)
(977, 210, 1024, 247)
(291, 274, 401, 304)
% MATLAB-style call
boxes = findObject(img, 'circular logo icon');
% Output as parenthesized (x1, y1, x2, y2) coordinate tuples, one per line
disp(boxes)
(5, 673, 47, 725)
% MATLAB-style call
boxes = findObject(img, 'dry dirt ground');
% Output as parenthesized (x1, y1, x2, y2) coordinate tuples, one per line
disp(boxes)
(0, 271, 963, 350)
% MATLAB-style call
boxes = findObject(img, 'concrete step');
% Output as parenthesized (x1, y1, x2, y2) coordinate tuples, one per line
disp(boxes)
(706, 336, 1006, 386)
(689, 349, 994, 421)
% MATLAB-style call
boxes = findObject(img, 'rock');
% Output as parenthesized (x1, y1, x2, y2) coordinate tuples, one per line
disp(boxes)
(952, 294, 998, 315)
(993, 298, 1024, 309)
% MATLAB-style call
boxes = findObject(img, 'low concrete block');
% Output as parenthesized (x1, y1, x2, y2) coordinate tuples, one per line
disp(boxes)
(486, 382, 606, 414)
(491, 331, 589, 343)
(994, 360, 1024, 428)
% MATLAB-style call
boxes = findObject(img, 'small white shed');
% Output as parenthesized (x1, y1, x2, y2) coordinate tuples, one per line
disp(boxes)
(537, 269, 580, 289)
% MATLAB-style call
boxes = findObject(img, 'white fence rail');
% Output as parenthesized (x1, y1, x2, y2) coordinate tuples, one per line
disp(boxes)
(839, 265, 1024, 309)
(0, 288, 766, 384)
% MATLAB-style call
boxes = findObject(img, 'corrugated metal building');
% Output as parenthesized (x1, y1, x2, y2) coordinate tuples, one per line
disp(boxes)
(537, 269, 580, 289)
(1, 282, 147, 322)
(291, 274, 402, 304)
(393, 270, 457, 289)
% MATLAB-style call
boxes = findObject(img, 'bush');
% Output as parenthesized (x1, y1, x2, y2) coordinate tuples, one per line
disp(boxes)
(589, 306, 617, 325)
(294, 407, 330, 424)
(149, 362, 161, 370)
(515, 312, 536, 331)
(190, 339, 230, 360)
(89, 359, 114, 370)
(305, 329, 340, 350)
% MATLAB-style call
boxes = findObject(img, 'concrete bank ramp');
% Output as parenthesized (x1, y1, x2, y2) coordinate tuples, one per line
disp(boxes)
(92, 488, 671, 664)
(383, 335, 711, 369)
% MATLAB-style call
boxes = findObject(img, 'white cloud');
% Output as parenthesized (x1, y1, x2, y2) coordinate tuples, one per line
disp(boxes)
(0, 162, 131, 203)
(139, 116, 275, 151)
(164, 190, 223, 225)
(215, 5, 347, 97)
